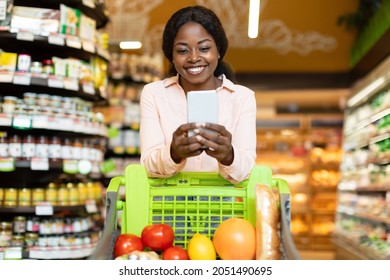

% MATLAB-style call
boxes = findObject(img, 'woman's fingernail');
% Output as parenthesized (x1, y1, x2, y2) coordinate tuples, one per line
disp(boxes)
(196, 135, 203, 142)
(193, 128, 200, 134)
(196, 122, 206, 127)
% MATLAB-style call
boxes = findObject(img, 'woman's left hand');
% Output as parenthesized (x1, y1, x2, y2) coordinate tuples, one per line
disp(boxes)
(194, 123, 234, 166)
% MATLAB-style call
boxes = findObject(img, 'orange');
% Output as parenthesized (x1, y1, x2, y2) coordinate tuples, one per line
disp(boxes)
(212, 218, 256, 260)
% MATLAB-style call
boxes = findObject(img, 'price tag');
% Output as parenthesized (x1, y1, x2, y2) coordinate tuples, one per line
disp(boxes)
(13, 73, 31, 85)
(0, 158, 15, 172)
(48, 77, 64, 88)
(4, 248, 23, 260)
(31, 157, 49, 170)
(48, 33, 65, 46)
(63, 159, 78, 174)
(12, 115, 32, 129)
(35, 202, 54, 216)
(82, 40, 95, 53)
(63, 77, 79, 91)
(85, 199, 98, 213)
(82, 82, 95, 94)
(32, 114, 48, 129)
(0, 113, 12, 126)
(16, 31, 34, 41)
(66, 36, 82, 49)
(0, 72, 14, 83)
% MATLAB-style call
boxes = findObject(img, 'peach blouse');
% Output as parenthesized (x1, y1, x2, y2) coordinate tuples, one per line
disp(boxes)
(139, 74, 257, 183)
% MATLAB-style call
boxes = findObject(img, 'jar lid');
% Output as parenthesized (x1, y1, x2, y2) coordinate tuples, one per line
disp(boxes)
(23, 92, 37, 97)
(4, 96, 18, 101)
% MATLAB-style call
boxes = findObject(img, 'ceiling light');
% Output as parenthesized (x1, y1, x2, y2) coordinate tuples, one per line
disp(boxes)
(347, 77, 385, 107)
(248, 0, 261, 38)
(119, 41, 142, 50)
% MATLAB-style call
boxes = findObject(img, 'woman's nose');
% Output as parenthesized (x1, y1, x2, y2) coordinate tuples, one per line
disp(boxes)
(188, 51, 200, 62)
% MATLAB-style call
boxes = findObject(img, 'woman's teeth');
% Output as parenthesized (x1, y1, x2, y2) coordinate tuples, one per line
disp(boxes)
(187, 66, 204, 74)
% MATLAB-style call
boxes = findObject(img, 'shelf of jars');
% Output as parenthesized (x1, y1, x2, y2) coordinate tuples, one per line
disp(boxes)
(0, 0, 111, 260)
(0, 174, 105, 260)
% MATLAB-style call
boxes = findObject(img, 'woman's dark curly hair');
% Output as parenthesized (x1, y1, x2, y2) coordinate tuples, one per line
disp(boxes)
(162, 5, 235, 81)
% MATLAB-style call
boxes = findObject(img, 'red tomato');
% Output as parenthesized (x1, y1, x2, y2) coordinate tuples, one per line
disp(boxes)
(114, 233, 144, 258)
(162, 246, 189, 260)
(141, 223, 174, 251)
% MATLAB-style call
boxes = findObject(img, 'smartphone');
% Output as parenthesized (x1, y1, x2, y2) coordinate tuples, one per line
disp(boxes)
(187, 90, 218, 137)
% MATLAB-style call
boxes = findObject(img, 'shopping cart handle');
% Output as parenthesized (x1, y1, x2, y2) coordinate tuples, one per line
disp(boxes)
(280, 193, 301, 260)
(88, 176, 123, 260)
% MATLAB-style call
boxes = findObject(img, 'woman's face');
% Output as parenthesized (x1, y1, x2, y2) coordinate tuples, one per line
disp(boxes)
(172, 21, 220, 91)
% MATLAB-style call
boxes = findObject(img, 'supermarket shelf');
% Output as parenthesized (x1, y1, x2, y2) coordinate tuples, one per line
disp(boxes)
(337, 208, 390, 224)
(28, 243, 98, 260)
(331, 234, 389, 260)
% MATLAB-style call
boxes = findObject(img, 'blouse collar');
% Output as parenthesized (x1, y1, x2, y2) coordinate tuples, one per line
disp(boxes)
(163, 74, 235, 93)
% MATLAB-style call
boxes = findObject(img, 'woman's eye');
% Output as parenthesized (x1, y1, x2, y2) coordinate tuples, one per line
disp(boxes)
(200, 46, 211, 52)
(176, 49, 188, 54)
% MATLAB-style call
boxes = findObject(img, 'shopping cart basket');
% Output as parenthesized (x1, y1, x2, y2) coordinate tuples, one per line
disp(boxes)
(89, 164, 300, 260)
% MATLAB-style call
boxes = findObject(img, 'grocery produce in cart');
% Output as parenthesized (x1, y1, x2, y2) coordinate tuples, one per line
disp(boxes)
(89, 164, 300, 260)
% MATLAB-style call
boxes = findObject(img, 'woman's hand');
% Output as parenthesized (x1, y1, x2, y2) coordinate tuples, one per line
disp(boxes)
(194, 123, 234, 166)
(170, 123, 205, 163)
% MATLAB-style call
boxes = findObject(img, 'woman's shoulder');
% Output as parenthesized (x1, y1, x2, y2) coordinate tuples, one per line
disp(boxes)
(142, 76, 178, 92)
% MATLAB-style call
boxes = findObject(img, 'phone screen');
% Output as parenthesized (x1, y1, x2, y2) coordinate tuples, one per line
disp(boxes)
(187, 90, 218, 137)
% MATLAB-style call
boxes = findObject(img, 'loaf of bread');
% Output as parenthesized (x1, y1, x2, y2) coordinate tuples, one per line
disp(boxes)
(255, 184, 281, 260)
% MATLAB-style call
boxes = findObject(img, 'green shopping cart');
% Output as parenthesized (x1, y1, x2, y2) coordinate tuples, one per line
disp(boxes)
(89, 164, 300, 260)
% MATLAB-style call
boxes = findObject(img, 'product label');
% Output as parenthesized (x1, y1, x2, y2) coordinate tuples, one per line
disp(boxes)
(35, 144, 49, 158)
(49, 144, 61, 159)
(0, 0, 6, 21)
(0, 143, 8, 157)
(22, 143, 35, 158)
(8, 143, 22, 158)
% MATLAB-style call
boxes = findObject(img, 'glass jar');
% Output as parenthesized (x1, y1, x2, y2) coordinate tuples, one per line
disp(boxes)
(23, 92, 37, 106)
(57, 184, 69, 206)
(25, 232, 38, 248)
(61, 138, 73, 160)
(13, 216, 26, 234)
(67, 183, 79, 206)
(42, 59, 54, 75)
(49, 95, 62, 109)
(72, 138, 82, 160)
(18, 188, 32, 206)
(45, 183, 58, 205)
(0, 221, 12, 247)
(32, 188, 45, 205)
(4, 188, 17, 207)
(30, 61, 43, 74)
(22, 134, 36, 160)
(8, 134, 22, 159)
(77, 182, 87, 204)
(0, 134, 9, 158)
(26, 217, 40, 233)
(2, 96, 18, 115)
(11, 234, 25, 247)
(0, 188, 4, 206)
(48, 136, 61, 161)
(35, 135, 49, 159)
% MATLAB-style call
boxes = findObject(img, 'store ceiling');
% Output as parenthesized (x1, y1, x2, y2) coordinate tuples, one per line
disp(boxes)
(103, 0, 360, 112)
(104, 0, 359, 74)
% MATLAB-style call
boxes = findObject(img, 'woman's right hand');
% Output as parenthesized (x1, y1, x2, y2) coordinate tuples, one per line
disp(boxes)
(170, 123, 204, 163)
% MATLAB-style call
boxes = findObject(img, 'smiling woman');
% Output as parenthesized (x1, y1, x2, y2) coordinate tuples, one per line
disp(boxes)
(139, 5, 257, 184)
